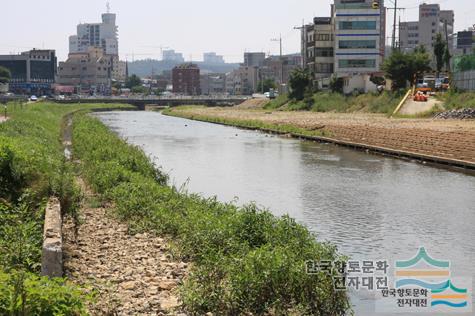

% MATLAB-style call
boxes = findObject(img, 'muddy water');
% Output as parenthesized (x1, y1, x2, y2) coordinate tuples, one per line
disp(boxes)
(96, 111, 475, 315)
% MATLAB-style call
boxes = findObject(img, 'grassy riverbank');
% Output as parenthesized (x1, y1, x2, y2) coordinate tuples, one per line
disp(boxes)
(265, 91, 403, 115)
(163, 106, 332, 138)
(0, 102, 128, 315)
(72, 112, 350, 314)
(163, 106, 475, 166)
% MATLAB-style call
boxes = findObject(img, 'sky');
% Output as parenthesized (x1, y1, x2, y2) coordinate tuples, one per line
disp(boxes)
(1, 0, 474, 63)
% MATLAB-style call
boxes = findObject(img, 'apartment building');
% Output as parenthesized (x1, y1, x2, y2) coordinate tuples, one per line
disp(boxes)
(200, 73, 226, 95)
(305, 17, 335, 81)
(58, 47, 112, 94)
(399, 3, 454, 54)
(172, 63, 201, 95)
(68, 11, 121, 82)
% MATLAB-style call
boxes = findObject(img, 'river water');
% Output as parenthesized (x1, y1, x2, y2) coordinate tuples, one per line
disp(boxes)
(96, 111, 475, 315)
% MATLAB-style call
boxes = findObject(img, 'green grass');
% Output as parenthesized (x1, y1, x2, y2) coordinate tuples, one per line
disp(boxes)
(163, 108, 333, 138)
(438, 91, 475, 110)
(264, 91, 403, 115)
(72, 112, 350, 315)
(0, 102, 130, 315)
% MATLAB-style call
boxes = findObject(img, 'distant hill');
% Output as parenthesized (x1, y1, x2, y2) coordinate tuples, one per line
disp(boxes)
(128, 59, 240, 77)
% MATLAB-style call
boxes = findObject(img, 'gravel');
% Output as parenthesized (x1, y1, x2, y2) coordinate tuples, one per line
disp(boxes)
(433, 108, 475, 120)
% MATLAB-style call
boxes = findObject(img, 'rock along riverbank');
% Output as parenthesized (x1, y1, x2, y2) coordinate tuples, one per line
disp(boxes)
(63, 178, 188, 315)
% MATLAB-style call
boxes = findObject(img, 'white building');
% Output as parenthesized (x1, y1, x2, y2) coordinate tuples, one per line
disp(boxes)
(68, 11, 120, 81)
(333, 0, 386, 93)
(69, 13, 118, 56)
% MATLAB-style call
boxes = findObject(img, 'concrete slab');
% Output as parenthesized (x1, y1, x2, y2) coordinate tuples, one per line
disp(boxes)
(41, 198, 63, 278)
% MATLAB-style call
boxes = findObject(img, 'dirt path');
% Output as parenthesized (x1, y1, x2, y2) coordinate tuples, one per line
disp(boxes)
(169, 107, 475, 164)
(0, 116, 8, 123)
(63, 179, 188, 315)
(399, 96, 442, 115)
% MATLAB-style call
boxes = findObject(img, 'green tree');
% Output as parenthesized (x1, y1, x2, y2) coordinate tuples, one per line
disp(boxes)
(434, 33, 446, 75)
(0, 66, 11, 84)
(257, 79, 277, 93)
(288, 68, 312, 101)
(125, 74, 142, 89)
(131, 85, 147, 94)
(382, 49, 431, 90)
(329, 75, 344, 93)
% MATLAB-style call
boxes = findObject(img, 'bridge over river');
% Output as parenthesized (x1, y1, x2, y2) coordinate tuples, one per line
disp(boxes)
(54, 96, 247, 110)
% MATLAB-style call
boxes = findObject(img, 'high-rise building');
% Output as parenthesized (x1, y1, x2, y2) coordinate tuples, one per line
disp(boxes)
(68, 10, 120, 81)
(0, 49, 57, 94)
(399, 3, 454, 54)
(334, 0, 386, 77)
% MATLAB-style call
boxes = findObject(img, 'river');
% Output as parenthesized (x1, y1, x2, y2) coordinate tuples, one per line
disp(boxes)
(96, 111, 475, 315)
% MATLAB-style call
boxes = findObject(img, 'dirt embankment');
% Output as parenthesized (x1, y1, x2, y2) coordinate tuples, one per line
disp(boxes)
(169, 107, 475, 164)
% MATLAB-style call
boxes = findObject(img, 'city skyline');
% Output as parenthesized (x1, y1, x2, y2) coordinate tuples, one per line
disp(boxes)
(1, 0, 474, 63)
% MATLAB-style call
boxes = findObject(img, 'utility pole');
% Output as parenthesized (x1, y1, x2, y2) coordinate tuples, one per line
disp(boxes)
(294, 20, 306, 68)
(392, 0, 397, 50)
(271, 34, 283, 87)
(387, 2, 405, 51)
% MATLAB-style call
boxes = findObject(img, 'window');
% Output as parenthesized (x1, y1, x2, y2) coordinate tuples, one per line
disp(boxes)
(315, 34, 331, 41)
(315, 48, 334, 57)
(339, 21, 377, 30)
(339, 59, 376, 68)
(339, 40, 376, 49)
(315, 63, 334, 73)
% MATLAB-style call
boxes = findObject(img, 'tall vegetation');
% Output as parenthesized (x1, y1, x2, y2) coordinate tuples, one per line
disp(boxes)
(382, 47, 431, 90)
(0, 66, 11, 84)
(434, 33, 446, 75)
(73, 113, 350, 315)
(289, 67, 313, 101)
(0, 103, 127, 315)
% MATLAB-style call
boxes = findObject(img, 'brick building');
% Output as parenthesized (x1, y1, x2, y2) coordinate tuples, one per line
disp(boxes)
(172, 63, 201, 95)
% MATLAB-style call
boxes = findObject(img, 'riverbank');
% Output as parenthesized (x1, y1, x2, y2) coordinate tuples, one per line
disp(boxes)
(0, 102, 131, 314)
(0, 102, 352, 315)
(72, 111, 351, 315)
(163, 107, 475, 169)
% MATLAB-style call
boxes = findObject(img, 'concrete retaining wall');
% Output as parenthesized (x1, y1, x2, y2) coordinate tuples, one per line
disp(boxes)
(41, 198, 63, 278)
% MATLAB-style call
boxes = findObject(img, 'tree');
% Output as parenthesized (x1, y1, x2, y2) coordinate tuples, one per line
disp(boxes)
(0, 66, 11, 84)
(257, 79, 277, 93)
(434, 33, 446, 76)
(329, 75, 344, 93)
(382, 49, 431, 90)
(288, 68, 313, 101)
(125, 74, 142, 89)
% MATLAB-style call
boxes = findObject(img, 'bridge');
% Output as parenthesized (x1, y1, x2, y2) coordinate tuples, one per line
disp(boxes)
(53, 96, 247, 110)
